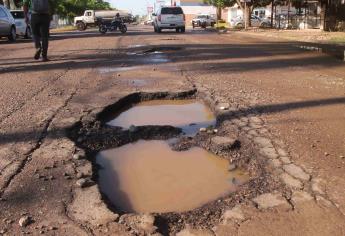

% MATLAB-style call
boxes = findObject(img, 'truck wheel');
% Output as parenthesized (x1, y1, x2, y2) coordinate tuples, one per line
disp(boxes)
(176, 28, 180, 33)
(99, 26, 107, 34)
(211, 22, 215, 27)
(181, 27, 185, 33)
(8, 26, 16, 42)
(77, 22, 86, 31)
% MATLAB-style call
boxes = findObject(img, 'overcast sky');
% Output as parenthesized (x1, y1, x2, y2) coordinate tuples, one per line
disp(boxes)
(108, 0, 156, 16)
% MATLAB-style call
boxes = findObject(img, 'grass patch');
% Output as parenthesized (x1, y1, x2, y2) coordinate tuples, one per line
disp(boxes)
(330, 36, 345, 44)
(51, 25, 77, 33)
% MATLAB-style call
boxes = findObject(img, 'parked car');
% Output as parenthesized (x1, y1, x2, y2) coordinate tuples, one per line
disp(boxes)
(153, 6, 185, 33)
(0, 4, 16, 42)
(230, 15, 270, 28)
(192, 14, 216, 28)
(10, 10, 31, 38)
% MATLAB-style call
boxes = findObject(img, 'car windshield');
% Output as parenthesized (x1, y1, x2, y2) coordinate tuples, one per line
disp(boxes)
(197, 15, 207, 19)
(161, 7, 183, 15)
(11, 11, 25, 19)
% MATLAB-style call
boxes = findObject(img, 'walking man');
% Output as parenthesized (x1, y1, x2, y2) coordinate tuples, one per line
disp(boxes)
(23, 0, 50, 62)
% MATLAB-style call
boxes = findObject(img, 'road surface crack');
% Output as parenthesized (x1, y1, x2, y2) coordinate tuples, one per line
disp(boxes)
(0, 89, 77, 198)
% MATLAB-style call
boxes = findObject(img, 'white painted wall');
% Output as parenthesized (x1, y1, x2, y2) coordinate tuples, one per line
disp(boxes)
(181, 5, 216, 15)
(227, 5, 242, 22)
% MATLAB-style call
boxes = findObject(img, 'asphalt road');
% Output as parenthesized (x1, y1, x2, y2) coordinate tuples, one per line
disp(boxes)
(0, 25, 345, 235)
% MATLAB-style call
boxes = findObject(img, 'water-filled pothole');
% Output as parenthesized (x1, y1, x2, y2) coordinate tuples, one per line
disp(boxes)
(96, 99, 249, 213)
(97, 140, 248, 213)
(69, 91, 275, 234)
(107, 99, 216, 136)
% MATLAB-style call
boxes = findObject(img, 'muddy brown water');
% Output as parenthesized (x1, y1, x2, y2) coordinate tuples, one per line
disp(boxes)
(97, 140, 248, 213)
(107, 100, 216, 135)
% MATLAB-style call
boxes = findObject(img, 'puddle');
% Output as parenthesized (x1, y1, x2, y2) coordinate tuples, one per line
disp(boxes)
(97, 140, 247, 213)
(147, 53, 170, 63)
(98, 66, 140, 74)
(107, 100, 216, 135)
(126, 52, 138, 55)
(144, 47, 182, 54)
(127, 44, 145, 48)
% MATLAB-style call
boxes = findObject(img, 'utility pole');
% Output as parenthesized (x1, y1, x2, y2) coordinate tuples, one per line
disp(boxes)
(241, 0, 250, 29)
(244, 2, 247, 29)
(271, 0, 274, 28)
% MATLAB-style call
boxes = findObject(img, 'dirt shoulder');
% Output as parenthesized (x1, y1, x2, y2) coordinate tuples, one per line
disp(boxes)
(233, 29, 345, 46)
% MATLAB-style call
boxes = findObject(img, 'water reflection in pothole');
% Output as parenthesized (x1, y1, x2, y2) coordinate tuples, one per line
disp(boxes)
(107, 100, 216, 135)
(97, 140, 248, 213)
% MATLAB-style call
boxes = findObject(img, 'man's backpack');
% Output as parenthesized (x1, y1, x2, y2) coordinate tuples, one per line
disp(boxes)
(32, 0, 49, 14)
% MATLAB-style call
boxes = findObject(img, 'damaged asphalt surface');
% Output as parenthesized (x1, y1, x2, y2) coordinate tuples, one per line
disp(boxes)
(0, 25, 345, 235)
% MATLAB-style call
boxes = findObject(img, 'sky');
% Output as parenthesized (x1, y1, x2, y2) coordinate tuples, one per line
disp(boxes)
(108, 0, 157, 16)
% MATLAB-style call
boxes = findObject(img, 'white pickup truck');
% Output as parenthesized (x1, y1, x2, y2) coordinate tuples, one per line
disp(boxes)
(74, 10, 131, 31)
(192, 14, 216, 28)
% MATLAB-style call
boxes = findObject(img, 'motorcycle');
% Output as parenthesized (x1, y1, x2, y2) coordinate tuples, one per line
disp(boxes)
(99, 17, 127, 34)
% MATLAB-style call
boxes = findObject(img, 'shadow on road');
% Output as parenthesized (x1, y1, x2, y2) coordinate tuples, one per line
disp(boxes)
(0, 40, 342, 75)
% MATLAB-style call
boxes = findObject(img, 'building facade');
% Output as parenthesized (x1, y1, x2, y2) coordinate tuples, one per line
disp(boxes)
(173, 0, 217, 25)
(224, 3, 325, 29)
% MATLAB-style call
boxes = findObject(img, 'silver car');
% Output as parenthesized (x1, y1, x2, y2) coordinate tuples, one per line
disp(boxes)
(230, 15, 270, 28)
(11, 10, 32, 38)
(0, 4, 16, 42)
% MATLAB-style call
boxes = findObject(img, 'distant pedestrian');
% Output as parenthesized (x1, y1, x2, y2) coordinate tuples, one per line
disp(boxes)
(23, 0, 50, 62)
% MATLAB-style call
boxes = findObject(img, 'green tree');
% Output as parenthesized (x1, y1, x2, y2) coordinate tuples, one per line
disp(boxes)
(9, 0, 111, 20)
(54, 0, 111, 20)
(203, 0, 235, 20)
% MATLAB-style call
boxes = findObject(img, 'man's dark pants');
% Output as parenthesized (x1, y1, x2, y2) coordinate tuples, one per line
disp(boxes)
(31, 13, 50, 58)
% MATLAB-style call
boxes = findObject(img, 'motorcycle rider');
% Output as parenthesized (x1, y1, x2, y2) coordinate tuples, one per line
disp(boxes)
(112, 13, 122, 29)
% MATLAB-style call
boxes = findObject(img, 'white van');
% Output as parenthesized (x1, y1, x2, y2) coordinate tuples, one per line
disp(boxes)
(153, 6, 185, 33)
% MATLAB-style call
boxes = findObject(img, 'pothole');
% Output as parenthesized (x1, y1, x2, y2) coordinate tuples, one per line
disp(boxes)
(143, 46, 183, 54)
(161, 38, 181, 41)
(69, 90, 277, 234)
(106, 99, 216, 136)
(97, 140, 247, 213)
(97, 98, 249, 214)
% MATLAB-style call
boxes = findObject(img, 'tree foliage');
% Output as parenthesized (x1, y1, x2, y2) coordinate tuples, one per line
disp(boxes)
(2, 0, 111, 20)
(203, 0, 235, 8)
(52, 0, 112, 20)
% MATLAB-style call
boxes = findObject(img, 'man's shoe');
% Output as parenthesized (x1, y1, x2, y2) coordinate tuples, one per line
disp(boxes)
(34, 48, 41, 60)
(42, 56, 50, 62)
